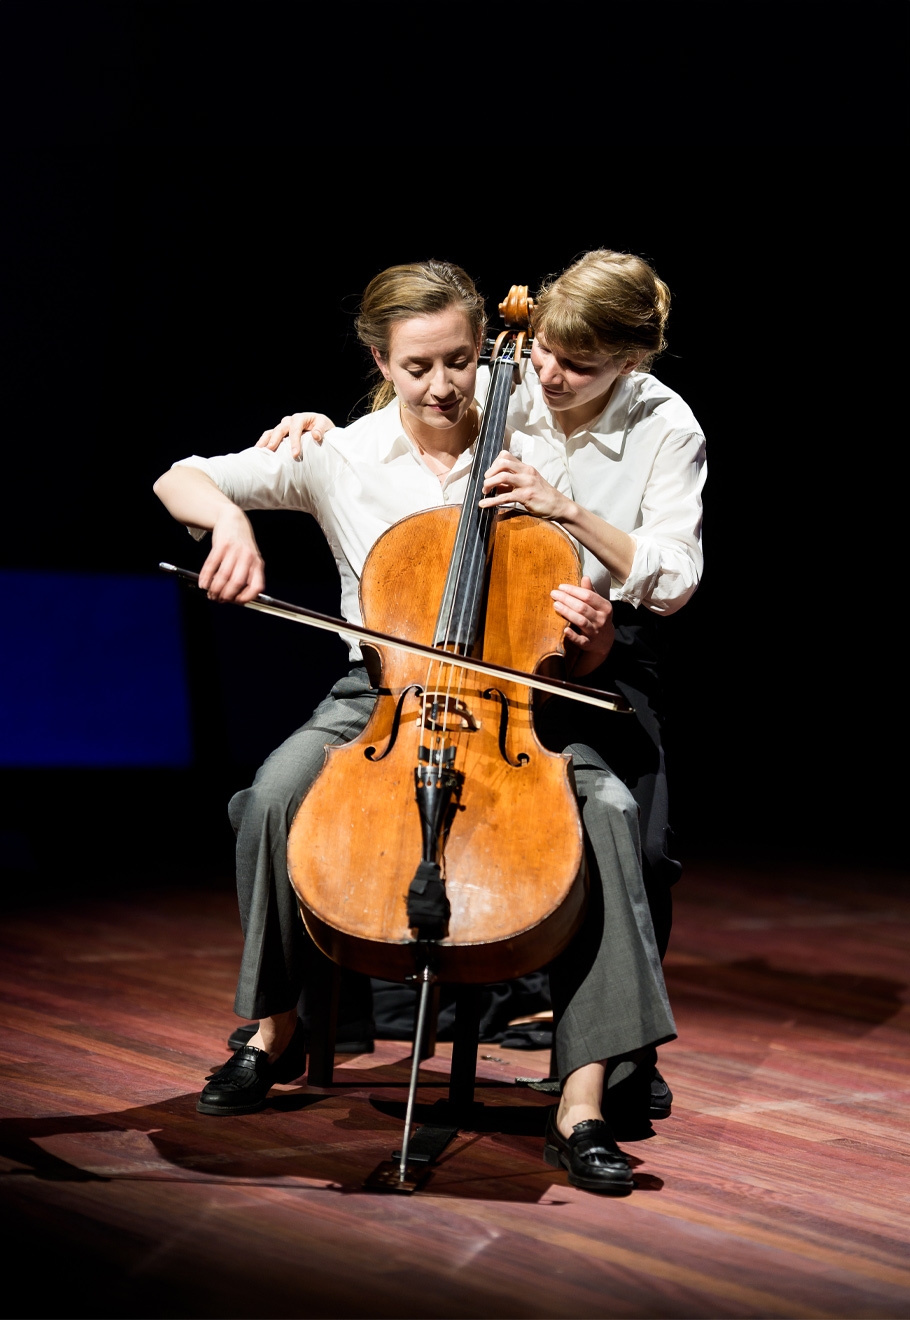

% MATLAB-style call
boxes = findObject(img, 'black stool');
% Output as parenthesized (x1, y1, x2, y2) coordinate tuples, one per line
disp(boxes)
(306, 948, 555, 1113)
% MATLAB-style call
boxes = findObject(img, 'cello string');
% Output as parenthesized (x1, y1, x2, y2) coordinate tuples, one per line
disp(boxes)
(433, 405, 481, 771)
(423, 338, 516, 778)
(417, 401, 485, 768)
(463, 342, 513, 642)
(444, 352, 506, 649)
(447, 341, 515, 751)
(451, 344, 512, 718)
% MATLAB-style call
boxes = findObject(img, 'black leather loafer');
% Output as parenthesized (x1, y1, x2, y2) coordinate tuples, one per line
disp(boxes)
(227, 1020, 374, 1055)
(650, 1068, 672, 1118)
(542, 1106, 634, 1195)
(197, 1020, 307, 1116)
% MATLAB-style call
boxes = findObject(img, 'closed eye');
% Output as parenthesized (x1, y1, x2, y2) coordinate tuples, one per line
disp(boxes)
(407, 358, 470, 376)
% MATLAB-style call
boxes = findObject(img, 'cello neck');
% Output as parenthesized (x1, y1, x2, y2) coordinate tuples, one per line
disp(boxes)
(432, 347, 515, 650)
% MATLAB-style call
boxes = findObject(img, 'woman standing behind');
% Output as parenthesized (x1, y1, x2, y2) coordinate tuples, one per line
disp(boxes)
(482, 250, 706, 962)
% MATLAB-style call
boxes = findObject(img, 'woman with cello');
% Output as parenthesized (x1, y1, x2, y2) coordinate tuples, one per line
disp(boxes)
(154, 259, 677, 1195)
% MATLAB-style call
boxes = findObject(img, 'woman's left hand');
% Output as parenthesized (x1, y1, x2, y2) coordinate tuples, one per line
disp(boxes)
(552, 576, 615, 679)
(479, 452, 573, 521)
(256, 411, 336, 458)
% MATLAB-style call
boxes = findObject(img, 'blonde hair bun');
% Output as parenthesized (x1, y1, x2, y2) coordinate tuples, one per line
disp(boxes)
(534, 249, 670, 370)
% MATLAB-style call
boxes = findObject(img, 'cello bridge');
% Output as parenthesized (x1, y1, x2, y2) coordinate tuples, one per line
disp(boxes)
(422, 694, 479, 733)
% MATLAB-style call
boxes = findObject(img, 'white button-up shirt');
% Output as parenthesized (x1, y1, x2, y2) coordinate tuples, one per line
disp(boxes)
(174, 398, 571, 657)
(492, 364, 706, 615)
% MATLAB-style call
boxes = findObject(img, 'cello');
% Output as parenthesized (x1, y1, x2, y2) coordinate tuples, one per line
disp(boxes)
(287, 288, 593, 986)
(283, 288, 623, 1184)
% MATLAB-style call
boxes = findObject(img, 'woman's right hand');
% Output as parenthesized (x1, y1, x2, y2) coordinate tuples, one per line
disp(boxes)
(256, 411, 336, 459)
(479, 451, 573, 521)
(199, 506, 265, 604)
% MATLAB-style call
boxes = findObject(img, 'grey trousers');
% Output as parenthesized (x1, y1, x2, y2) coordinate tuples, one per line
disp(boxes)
(228, 666, 676, 1087)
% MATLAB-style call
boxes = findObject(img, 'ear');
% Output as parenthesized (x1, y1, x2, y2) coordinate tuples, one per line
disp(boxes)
(371, 345, 392, 382)
(619, 353, 645, 377)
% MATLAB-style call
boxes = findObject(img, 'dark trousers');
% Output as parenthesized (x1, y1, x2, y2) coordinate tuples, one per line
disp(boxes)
(228, 665, 676, 1088)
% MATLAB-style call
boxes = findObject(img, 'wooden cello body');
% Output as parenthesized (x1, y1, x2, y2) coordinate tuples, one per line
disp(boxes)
(286, 297, 588, 985)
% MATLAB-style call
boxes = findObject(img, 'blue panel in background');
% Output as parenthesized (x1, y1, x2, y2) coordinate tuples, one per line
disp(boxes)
(0, 571, 192, 766)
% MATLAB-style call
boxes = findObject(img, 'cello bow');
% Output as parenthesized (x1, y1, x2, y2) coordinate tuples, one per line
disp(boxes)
(159, 562, 632, 715)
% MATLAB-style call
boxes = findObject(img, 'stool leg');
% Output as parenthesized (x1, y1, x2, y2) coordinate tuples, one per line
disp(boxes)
(549, 998, 561, 1083)
(448, 985, 481, 1113)
(307, 951, 340, 1086)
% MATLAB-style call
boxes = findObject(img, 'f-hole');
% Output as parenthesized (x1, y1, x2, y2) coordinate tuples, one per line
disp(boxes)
(365, 684, 423, 762)
(484, 688, 530, 769)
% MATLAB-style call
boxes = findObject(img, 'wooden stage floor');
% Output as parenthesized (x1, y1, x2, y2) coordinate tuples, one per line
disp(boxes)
(2, 861, 908, 1319)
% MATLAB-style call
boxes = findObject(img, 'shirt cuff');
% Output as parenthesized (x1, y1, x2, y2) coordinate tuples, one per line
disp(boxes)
(617, 535, 699, 615)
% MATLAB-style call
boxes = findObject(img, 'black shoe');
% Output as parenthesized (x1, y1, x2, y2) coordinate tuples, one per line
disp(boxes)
(650, 1068, 672, 1119)
(197, 1020, 307, 1116)
(542, 1106, 634, 1195)
(227, 1020, 374, 1055)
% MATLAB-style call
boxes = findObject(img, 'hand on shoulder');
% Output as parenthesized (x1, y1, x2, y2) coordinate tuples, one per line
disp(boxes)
(256, 411, 336, 459)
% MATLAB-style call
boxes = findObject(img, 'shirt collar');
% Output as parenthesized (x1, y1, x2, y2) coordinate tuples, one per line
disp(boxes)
(525, 364, 636, 456)
(372, 397, 412, 462)
(373, 396, 484, 477)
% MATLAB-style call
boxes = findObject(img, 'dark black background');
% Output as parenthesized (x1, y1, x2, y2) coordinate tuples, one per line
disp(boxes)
(1, 2, 905, 894)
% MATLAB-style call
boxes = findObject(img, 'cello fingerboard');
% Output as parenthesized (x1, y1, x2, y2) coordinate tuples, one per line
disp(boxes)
(432, 349, 514, 650)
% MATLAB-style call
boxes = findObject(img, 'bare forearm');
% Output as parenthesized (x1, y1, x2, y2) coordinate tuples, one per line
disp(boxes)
(480, 454, 636, 585)
(153, 465, 239, 531)
(556, 500, 636, 585)
(152, 465, 264, 603)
